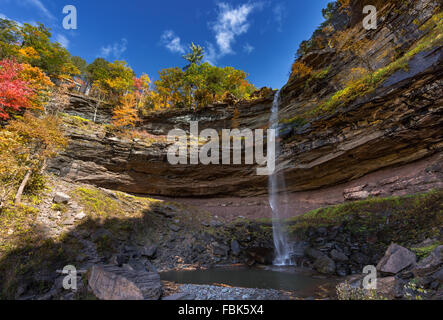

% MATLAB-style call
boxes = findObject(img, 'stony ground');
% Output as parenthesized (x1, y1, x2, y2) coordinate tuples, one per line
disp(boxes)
(165, 284, 294, 300)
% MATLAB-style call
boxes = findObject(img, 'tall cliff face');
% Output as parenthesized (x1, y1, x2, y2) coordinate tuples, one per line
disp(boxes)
(49, 0, 442, 214)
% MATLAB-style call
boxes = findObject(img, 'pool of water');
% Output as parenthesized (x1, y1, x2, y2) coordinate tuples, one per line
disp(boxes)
(160, 266, 339, 297)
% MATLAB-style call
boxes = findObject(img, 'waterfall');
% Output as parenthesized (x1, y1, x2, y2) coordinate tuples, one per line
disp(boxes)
(268, 91, 294, 266)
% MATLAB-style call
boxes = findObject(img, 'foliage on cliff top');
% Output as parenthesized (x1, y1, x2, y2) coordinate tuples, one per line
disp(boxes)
(0, 19, 79, 79)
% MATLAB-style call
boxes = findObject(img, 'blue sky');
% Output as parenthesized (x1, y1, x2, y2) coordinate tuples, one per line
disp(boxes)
(0, 0, 331, 89)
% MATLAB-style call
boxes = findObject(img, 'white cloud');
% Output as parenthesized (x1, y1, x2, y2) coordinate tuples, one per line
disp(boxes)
(211, 2, 258, 55)
(100, 38, 128, 59)
(161, 30, 185, 54)
(273, 3, 286, 32)
(23, 0, 55, 20)
(205, 2, 262, 63)
(243, 43, 254, 54)
(54, 34, 69, 49)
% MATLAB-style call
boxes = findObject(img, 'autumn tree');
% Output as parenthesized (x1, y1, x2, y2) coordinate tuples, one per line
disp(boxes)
(290, 61, 313, 79)
(0, 59, 35, 119)
(104, 60, 135, 99)
(20, 23, 79, 78)
(5, 113, 67, 204)
(87, 58, 111, 85)
(150, 63, 256, 110)
(152, 67, 186, 109)
(112, 93, 140, 128)
(87, 59, 135, 102)
(71, 56, 88, 81)
(133, 73, 151, 109)
(0, 18, 21, 59)
(0, 128, 25, 207)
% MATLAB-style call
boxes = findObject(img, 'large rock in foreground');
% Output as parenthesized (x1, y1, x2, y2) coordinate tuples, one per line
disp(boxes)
(413, 245, 443, 277)
(377, 244, 416, 275)
(88, 265, 162, 300)
(313, 255, 336, 275)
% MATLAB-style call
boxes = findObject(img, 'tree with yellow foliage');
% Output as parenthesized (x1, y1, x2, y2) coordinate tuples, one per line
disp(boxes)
(112, 93, 140, 129)
(290, 61, 313, 79)
(3, 113, 67, 204)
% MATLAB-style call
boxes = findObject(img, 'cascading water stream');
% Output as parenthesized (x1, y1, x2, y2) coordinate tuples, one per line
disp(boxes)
(268, 91, 294, 266)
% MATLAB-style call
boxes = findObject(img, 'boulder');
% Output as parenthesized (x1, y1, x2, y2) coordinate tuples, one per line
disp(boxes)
(231, 240, 241, 256)
(377, 244, 416, 275)
(431, 266, 443, 283)
(313, 255, 336, 275)
(351, 252, 370, 265)
(141, 245, 158, 258)
(376, 277, 398, 299)
(88, 265, 162, 300)
(75, 211, 87, 220)
(330, 249, 349, 262)
(305, 247, 324, 260)
(412, 245, 443, 277)
(212, 243, 230, 256)
(53, 192, 70, 204)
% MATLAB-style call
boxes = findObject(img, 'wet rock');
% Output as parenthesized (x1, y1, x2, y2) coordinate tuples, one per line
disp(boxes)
(141, 245, 158, 259)
(212, 243, 230, 256)
(53, 192, 70, 204)
(412, 245, 443, 278)
(245, 247, 274, 265)
(193, 244, 205, 253)
(336, 264, 350, 277)
(351, 252, 370, 265)
(431, 267, 443, 283)
(330, 249, 349, 262)
(231, 240, 241, 256)
(313, 255, 336, 275)
(88, 265, 162, 300)
(377, 244, 416, 275)
(305, 247, 324, 260)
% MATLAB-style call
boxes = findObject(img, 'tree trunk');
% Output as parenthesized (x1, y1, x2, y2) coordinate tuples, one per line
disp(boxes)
(14, 169, 32, 205)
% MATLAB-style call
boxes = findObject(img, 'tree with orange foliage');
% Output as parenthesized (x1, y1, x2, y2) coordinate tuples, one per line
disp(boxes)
(338, 0, 351, 14)
(112, 93, 140, 128)
(290, 61, 313, 79)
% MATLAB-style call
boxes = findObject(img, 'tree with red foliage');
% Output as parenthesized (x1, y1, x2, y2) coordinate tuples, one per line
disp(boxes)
(0, 59, 34, 119)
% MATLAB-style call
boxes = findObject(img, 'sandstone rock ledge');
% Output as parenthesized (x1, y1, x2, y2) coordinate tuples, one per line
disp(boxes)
(88, 265, 162, 300)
